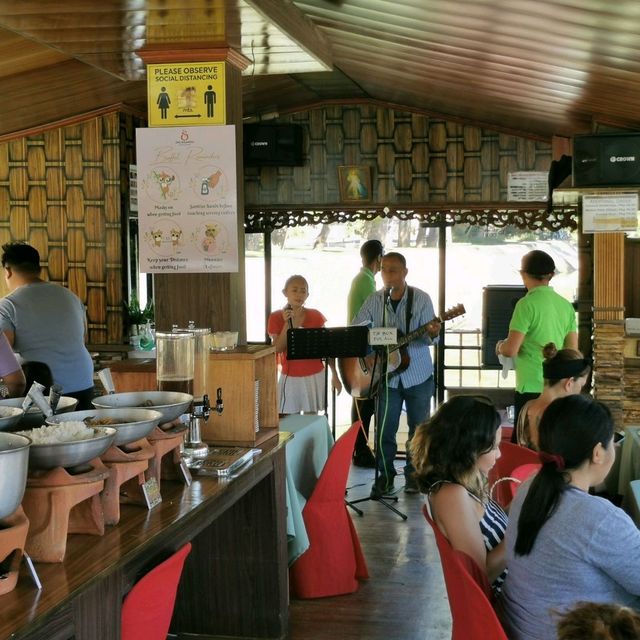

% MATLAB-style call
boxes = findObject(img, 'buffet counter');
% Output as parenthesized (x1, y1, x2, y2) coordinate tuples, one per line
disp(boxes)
(0, 433, 290, 640)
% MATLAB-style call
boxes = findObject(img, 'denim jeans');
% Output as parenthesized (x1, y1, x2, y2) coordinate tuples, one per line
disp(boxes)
(375, 376, 434, 480)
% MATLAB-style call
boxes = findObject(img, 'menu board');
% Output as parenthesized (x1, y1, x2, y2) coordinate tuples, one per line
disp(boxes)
(136, 126, 238, 273)
(582, 192, 639, 233)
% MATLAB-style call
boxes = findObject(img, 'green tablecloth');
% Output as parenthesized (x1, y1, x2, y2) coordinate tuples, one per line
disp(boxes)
(280, 414, 334, 565)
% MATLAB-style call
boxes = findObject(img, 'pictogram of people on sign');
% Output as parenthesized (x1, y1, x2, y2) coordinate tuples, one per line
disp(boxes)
(204, 85, 217, 118)
(157, 87, 171, 119)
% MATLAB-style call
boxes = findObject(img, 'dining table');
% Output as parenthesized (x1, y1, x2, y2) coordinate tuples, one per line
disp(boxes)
(280, 414, 334, 565)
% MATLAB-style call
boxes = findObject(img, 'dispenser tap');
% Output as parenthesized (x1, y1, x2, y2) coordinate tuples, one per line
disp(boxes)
(191, 393, 210, 421)
(215, 387, 224, 415)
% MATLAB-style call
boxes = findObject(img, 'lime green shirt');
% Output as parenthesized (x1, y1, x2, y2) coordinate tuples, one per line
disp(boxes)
(509, 285, 577, 393)
(347, 267, 376, 322)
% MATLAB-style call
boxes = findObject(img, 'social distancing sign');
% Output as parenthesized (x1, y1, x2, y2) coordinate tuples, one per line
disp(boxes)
(147, 61, 226, 127)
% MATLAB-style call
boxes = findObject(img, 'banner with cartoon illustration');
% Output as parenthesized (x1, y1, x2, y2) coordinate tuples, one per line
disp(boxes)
(136, 126, 238, 273)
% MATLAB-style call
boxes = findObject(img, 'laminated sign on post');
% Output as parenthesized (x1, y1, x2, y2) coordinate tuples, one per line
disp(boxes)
(147, 61, 226, 127)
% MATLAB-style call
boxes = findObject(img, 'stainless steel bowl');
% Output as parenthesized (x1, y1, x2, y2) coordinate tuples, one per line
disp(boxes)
(92, 391, 193, 424)
(23, 426, 116, 470)
(46, 408, 163, 447)
(0, 432, 31, 519)
(0, 396, 79, 428)
(0, 406, 25, 432)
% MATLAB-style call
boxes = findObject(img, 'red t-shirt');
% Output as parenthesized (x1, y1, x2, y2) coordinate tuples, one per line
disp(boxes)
(267, 308, 326, 377)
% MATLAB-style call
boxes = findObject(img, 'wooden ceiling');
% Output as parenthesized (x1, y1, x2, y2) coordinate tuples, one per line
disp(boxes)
(0, 0, 639, 140)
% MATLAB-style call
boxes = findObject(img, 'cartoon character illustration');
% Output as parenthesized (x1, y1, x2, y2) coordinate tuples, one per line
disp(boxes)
(153, 170, 176, 200)
(147, 229, 163, 247)
(170, 228, 183, 247)
(179, 86, 197, 110)
(201, 224, 218, 252)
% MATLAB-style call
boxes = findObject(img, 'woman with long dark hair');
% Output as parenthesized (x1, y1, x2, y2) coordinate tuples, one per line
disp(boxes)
(412, 395, 507, 588)
(516, 342, 590, 450)
(499, 395, 640, 640)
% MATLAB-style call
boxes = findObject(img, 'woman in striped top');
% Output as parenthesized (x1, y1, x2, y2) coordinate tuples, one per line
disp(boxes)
(411, 395, 507, 590)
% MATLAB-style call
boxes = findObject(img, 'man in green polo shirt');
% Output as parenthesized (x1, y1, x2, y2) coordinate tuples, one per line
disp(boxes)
(496, 249, 577, 431)
(347, 239, 383, 467)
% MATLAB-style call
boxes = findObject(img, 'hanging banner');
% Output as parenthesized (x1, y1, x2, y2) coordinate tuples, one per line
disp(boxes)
(136, 126, 238, 273)
(147, 61, 226, 127)
(582, 192, 639, 233)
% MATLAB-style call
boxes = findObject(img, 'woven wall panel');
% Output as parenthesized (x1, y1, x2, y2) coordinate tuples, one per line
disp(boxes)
(0, 111, 140, 345)
(245, 104, 551, 205)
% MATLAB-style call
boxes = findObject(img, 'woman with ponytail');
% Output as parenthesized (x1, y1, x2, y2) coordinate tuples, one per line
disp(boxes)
(499, 395, 640, 640)
(516, 342, 590, 450)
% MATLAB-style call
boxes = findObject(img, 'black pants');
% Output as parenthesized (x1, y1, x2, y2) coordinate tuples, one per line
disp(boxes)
(350, 396, 376, 454)
(66, 386, 96, 411)
(510, 390, 540, 443)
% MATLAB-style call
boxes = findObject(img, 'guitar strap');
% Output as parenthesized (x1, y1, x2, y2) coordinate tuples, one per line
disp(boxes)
(405, 286, 414, 334)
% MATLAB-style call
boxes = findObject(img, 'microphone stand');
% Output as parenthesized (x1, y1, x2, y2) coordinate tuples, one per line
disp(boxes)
(349, 288, 407, 520)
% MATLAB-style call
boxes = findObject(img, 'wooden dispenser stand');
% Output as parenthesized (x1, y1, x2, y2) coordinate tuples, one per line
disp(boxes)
(201, 345, 278, 446)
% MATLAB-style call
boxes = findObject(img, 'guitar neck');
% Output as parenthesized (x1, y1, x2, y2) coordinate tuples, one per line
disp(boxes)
(389, 318, 439, 353)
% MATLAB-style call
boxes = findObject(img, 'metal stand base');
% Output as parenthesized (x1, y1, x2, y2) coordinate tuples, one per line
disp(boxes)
(349, 491, 408, 520)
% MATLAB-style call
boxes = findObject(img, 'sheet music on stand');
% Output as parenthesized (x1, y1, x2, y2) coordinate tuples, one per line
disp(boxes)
(286, 326, 369, 360)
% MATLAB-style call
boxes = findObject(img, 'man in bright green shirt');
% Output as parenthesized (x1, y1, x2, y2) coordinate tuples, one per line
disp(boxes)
(347, 239, 383, 467)
(496, 249, 577, 431)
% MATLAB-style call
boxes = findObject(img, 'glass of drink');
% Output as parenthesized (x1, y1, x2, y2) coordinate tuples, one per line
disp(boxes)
(156, 331, 195, 396)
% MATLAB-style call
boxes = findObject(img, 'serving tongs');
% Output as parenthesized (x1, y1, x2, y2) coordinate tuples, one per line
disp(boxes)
(98, 368, 116, 394)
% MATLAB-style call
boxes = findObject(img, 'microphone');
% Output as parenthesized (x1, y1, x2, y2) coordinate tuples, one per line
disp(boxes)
(285, 303, 293, 329)
(384, 287, 392, 304)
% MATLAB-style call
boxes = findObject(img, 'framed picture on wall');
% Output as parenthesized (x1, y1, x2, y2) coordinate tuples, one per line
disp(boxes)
(337, 165, 373, 203)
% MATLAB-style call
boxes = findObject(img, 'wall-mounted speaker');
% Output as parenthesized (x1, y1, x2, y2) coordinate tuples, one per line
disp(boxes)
(243, 124, 304, 167)
(573, 133, 640, 187)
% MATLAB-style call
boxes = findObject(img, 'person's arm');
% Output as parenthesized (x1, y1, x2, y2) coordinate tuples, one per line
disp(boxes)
(2, 368, 25, 398)
(328, 357, 342, 394)
(563, 331, 578, 350)
(432, 484, 505, 583)
(496, 329, 525, 358)
(268, 311, 290, 354)
(0, 331, 25, 397)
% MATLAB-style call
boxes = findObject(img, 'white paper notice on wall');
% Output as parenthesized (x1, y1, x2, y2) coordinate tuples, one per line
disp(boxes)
(507, 172, 549, 202)
(582, 192, 639, 233)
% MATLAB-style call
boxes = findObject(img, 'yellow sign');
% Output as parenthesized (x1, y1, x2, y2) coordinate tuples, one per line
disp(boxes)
(147, 61, 226, 127)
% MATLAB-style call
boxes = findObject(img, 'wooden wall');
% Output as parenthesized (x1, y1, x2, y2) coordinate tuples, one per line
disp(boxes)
(0, 110, 141, 345)
(244, 104, 552, 205)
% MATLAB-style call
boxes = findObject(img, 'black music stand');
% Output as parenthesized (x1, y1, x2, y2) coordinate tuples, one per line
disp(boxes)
(287, 326, 370, 517)
(287, 326, 369, 436)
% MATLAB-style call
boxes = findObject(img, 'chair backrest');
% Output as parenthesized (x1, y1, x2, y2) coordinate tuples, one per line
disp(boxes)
(422, 505, 507, 640)
(488, 441, 541, 508)
(121, 542, 192, 640)
(508, 462, 542, 500)
(309, 421, 361, 503)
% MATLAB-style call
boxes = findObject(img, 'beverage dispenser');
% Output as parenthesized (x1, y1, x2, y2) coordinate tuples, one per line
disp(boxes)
(172, 323, 211, 459)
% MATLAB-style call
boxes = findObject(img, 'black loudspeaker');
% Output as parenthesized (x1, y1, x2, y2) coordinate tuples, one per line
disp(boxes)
(243, 124, 304, 166)
(573, 133, 640, 187)
(482, 285, 527, 368)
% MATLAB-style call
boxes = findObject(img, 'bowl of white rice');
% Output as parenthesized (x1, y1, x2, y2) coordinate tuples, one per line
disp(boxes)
(0, 406, 25, 432)
(17, 423, 116, 469)
(46, 408, 163, 447)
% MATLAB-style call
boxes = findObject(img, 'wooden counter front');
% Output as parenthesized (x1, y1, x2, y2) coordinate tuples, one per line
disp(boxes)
(0, 434, 290, 640)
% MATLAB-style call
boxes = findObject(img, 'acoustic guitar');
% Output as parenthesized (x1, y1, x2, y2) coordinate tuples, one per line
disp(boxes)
(338, 304, 466, 398)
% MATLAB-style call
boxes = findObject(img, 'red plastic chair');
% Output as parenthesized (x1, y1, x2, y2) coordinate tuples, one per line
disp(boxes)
(488, 441, 541, 509)
(422, 505, 507, 640)
(507, 462, 542, 500)
(289, 421, 369, 598)
(121, 542, 192, 640)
